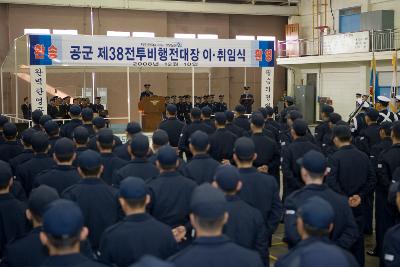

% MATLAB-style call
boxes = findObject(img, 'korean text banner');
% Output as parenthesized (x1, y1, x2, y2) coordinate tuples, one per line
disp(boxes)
(29, 35, 275, 68)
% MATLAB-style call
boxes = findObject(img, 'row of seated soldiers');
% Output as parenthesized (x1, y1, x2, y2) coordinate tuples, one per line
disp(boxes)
(0, 97, 399, 267)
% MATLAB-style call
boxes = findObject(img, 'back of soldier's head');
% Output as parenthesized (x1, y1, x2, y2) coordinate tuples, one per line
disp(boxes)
(392, 121, 400, 140)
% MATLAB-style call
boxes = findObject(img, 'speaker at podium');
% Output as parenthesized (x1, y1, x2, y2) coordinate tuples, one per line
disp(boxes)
(138, 96, 166, 132)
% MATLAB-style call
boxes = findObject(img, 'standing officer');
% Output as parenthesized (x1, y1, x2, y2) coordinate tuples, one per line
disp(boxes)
(9, 128, 35, 174)
(209, 112, 237, 162)
(93, 97, 104, 114)
(233, 137, 282, 246)
(239, 86, 254, 114)
(34, 138, 80, 195)
(194, 96, 202, 109)
(183, 95, 192, 123)
(225, 111, 245, 137)
(181, 130, 220, 185)
(60, 104, 83, 139)
(112, 134, 159, 185)
(0, 123, 23, 162)
(99, 177, 177, 266)
(214, 95, 227, 113)
(21, 96, 31, 119)
(159, 104, 185, 148)
(176, 96, 185, 121)
(209, 94, 216, 113)
(140, 84, 154, 100)
(169, 184, 264, 267)
(377, 96, 398, 124)
(81, 108, 96, 137)
(233, 105, 250, 132)
(60, 96, 71, 118)
(284, 150, 359, 250)
(39, 200, 107, 267)
(326, 125, 376, 267)
(44, 120, 61, 156)
(62, 150, 119, 251)
(315, 104, 334, 146)
(278, 196, 358, 267)
(114, 122, 142, 161)
(200, 95, 210, 109)
(213, 165, 268, 266)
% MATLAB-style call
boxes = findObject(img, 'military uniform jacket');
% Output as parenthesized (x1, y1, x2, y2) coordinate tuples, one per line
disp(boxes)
(223, 195, 268, 266)
(233, 116, 250, 132)
(275, 237, 359, 267)
(181, 154, 220, 184)
(0, 141, 24, 163)
(88, 134, 122, 151)
(62, 178, 120, 250)
(314, 121, 330, 146)
(177, 120, 214, 154)
(82, 124, 96, 137)
(40, 253, 107, 267)
(60, 119, 83, 139)
(226, 123, 245, 138)
(9, 149, 33, 175)
(169, 235, 264, 267)
(158, 117, 185, 147)
(214, 102, 227, 113)
(112, 158, 159, 186)
(239, 94, 254, 114)
(99, 213, 177, 267)
(382, 224, 400, 267)
(93, 104, 104, 113)
(237, 167, 282, 237)
(48, 136, 61, 156)
(113, 143, 131, 161)
(33, 165, 81, 195)
(16, 153, 55, 195)
(209, 128, 237, 162)
(99, 153, 127, 185)
(355, 123, 380, 156)
(147, 171, 197, 228)
(351, 112, 367, 137)
(370, 137, 392, 173)
(376, 144, 400, 192)
(10, 180, 27, 202)
(202, 119, 216, 132)
(251, 133, 280, 178)
(264, 119, 280, 144)
(378, 109, 398, 124)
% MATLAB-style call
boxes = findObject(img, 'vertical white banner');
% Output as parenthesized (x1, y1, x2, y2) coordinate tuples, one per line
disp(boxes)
(30, 66, 48, 114)
(261, 67, 274, 108)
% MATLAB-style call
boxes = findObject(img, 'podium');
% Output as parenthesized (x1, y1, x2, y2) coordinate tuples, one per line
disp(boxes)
(138, 96, 165, 132)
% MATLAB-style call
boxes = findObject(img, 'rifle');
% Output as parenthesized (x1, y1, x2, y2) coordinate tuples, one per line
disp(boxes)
(348, 100, 368, 124)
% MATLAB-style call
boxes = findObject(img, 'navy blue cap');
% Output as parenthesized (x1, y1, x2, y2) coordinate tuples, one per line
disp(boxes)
(31, 131, 49, 152)
(126, 122, 142, 135)
(191, 108, 202, 118)
(32, 110, 43, 124)
(157, 145, 177, 166)
(44, 120, 59, 135)
(288, 110, 303, 121)
(0, 160, 12, 186)
(28, 185, 59, 216)
(39, 115, 53, 126)
(43, 199, 84, 237)
(132, 256, 175, 267)
(298, 196, 334, 229)
(284, 96, 295, 103)
(81, 108, 94, 121)
(321, 105, 334, 114)
(333, 125, 352, 140)
(380, 121, 392, 132)
(250, 112, 264, 127)
(234, 137, 255, 160)
(166, 104, 177, 114)
(214, 165, 240, 192)
(201, 106, 212, 117)
(329, 113, 342, 124)
(119, 177, 147, 200)
(189, 130, 209, 151)
(0, 115, 9, 127)
(54, 138, 75, 156)
(365, 108, 379, 121)
(191, 183, 227, 219)
(264, 106, 274, 116)
(93, 116, 106, 129)
(3, 122, 17, 137)
(98, 128, 114, 145)
(225, 110, 234, 122)
(235, 104, 246, 113)
(214, 112, 226, 125)
(257, 108, 268, 119)
(292, 119, 308, 136)
(73, 126, 89, 144)
(152, 129, 169, 146)
(297, 150, 327, 174)
(21, 128, 36, 146)
(69, 105, 81, 116)
(130, 133, 149, 157)
(77, 149, 101, 170)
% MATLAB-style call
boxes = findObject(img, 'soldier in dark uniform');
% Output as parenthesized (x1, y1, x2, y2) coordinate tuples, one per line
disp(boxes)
(0, 161, 29, 257)
(283, 150, 359, 251)
(21, 97, 31, 119)
(354, 107, 380, 156)
(60, 96, 71, 119)
(208, 112, 237, 162)
(209, 94, 216, 113)
(9, 128, 35, 174)
(326, 125, 377, 266)
(261, 106, 281, 144)
(44, 120, 61, 156)
(159, 104, 184, 148)
(278, 196, 358, 267)
(214, 95, 227, 113)
(31, 109, 43, 131)
(169, 184, 264, 267)
(114, 122, 142, 161)
(233, 104, 250, 132)
(62, 150, 119, 250)
(377, 96, 398, 124)
(239, 86, 254, 114)
(213, 165, 268, 266)
(87, 117, 122, 151)
(112, 134, 159, 186)
(183, 95, 192, 123)
(171, 95, 177, 105)
(39, 115, 53, 130)
(199, 95, 209, 109)
(140, 84, 154, 100)
(0, 115, 9, 144)
(201, 106, 215, 131)
(60, 105, 83, 139)
(351, 100, 369, 137)
(99, 177, 177, 266)
(225, 111, 245, 137)
(81, 108, 96, 137)
(194, 96, 202, 109)
(72, 126, 90, 165)
(16, 131, 55, 195)
(93, 97, 104, 114)
(181, 130, 220, 184)
(278, 96, 298, 129)
(39, 199, 107, 267)
(47, 96, 59, 119)
(176, 96, 185, 121)
(0, 123, 23, 162)
(315, 104, 334, 146)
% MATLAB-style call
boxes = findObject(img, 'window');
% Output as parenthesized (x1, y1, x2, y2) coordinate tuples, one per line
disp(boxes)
(106, 31, 130, 37)
(132, 32, 155, 38)
(52, 29, 78, 35)
(174, 33, 196, 39)
(257, 36, 276, 49)
(24, 28, 51, 35)
(235, 35, 255, 40)
(197, 34, 219, 39)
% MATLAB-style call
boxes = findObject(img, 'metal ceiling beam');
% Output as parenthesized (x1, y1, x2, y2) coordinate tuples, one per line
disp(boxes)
(0, 0, 299, 16)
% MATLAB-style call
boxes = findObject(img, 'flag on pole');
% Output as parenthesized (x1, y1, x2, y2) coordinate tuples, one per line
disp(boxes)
(390, 51, 398, 112)
(369, 54, 376, 104)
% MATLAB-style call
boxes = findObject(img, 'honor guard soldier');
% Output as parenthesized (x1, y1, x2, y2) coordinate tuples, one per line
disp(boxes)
(9, 128, 35, 174)
(351, 100, 369, 137)
(278, 197, 358, 267)
(183, 95, 192, 122)
(39, 200, 107, 267)
(214, 95, 227, 113)
(283, 150, 359, 251)
(60, 104, 83, 139)
(112, 134, 159, 185)
(315, 104, 334, 146)
(169, 184, 264, 267)
(233, 104, 250, 132)
(181, 130, 220, 184)
(159, 104, 185, 148)
(93, 97, 104, 114)
(45, 120, 61, 156)
(114, 122, 142, 161)
(209, 112, 237, 162)
(213, 165, 268, 266)
(62, 150, 119, 250)
(0, 123, 23, 162)
(31, 109, 43, 131)
(81, 108, 96, 137)
(99, 177, 177, 266)
(225, 111, 245, 137)
(140, 84, 154, 100)
(201, 106, 215, 131)
(239, 86, 254, 114)
(34, 138, 80, 195)
(377, 96, 398, 124)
